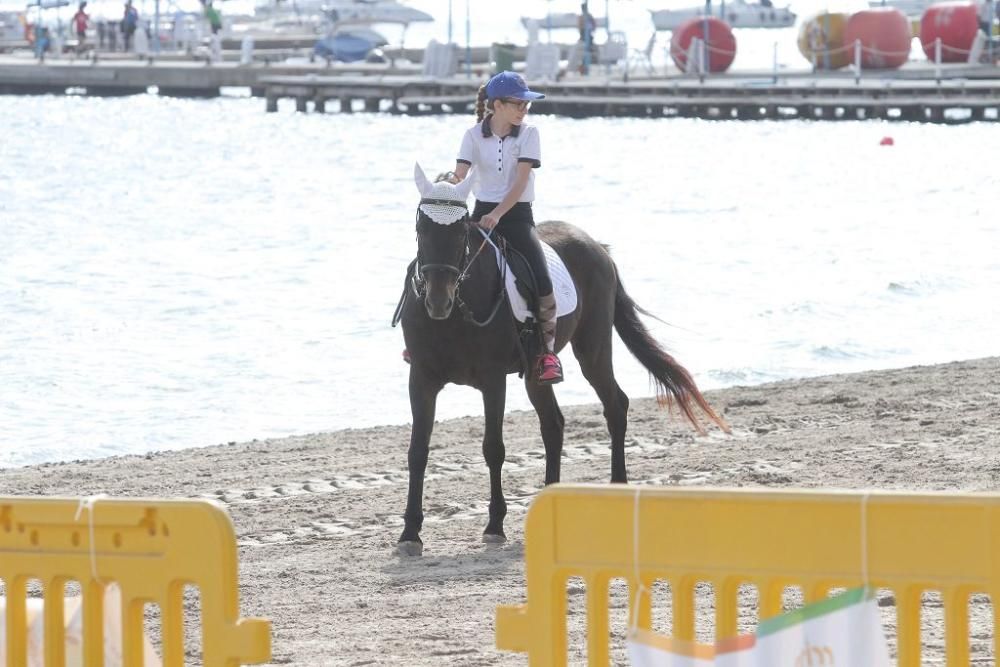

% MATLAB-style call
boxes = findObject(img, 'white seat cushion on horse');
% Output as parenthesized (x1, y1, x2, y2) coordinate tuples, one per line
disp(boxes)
(479, 231, 577, 322)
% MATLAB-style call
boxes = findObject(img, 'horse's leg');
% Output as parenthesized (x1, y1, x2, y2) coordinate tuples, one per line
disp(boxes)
(398, 369, 442, 556)
(572, 332, 630, 483)
(482, 373, 508, 542)
(525, 381, 565, 484)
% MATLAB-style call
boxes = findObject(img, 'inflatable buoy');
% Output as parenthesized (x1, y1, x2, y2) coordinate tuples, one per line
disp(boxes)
(798, 12, 851, 69)
(670, 17, 737, 73)
(880, 136, 894, 145)
(844, 8, 912, 69)
(920, 2, 979, 62)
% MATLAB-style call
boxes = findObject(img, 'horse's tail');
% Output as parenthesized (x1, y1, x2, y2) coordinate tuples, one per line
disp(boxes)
(612, 265, 730, 435)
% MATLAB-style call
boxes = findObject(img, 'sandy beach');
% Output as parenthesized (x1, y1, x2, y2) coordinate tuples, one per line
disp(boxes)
(3, 356, 999, 665)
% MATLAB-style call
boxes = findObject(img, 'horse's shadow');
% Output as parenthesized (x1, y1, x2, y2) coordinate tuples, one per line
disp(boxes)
(381, 540, 524, 582)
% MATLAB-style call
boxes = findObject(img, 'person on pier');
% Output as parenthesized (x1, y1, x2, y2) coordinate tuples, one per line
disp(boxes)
(71, 2, 89, 54)
(200, 0, 222, 36)
(577, 3, 598, 73)
(121, 0, 138, 52)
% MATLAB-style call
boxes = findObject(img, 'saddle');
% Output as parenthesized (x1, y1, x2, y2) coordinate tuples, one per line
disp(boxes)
(499, 242, 542, 317)
(486, 232, 578, 326)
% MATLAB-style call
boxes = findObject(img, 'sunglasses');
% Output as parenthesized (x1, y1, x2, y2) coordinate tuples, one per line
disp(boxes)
(500, 98, 531, 111)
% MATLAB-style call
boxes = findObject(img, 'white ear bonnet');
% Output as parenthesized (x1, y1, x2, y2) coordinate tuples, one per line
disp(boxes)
(413, 162, 475, 225)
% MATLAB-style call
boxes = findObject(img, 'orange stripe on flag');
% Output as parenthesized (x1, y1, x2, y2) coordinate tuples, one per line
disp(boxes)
(715, 634, 757, 654)
(629, 629, 716, 659)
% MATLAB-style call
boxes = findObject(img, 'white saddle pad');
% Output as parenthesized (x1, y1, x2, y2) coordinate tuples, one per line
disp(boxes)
(480, 231, 578, 323)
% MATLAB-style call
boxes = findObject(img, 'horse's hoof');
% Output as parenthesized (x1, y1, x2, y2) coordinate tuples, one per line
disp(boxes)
(397, 540, 423, 557)
(482, 533, 507, 545)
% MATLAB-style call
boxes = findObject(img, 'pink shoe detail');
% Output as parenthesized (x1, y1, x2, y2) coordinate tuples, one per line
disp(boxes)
(536, 352, 563, 385)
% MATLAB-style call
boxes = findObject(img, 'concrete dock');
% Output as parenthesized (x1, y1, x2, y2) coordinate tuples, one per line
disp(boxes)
(0, 53, 998, 123)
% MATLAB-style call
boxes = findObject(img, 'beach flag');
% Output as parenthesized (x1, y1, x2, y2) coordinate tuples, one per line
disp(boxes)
(753, 587, 890, 666)
(0, 584, 161, 666)
(628, 587, 889, 666)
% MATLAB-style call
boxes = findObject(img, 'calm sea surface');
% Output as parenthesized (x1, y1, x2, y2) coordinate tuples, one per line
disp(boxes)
(2, 87, 998, 467)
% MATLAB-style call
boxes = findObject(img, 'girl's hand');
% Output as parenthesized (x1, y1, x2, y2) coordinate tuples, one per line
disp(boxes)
(479, 213, 500, 231)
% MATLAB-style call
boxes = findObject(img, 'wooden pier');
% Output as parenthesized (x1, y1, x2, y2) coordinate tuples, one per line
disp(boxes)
(260, 72, 1000, 123)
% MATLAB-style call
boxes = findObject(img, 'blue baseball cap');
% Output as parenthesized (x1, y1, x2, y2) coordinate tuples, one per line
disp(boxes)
(485, 71, 545, 101)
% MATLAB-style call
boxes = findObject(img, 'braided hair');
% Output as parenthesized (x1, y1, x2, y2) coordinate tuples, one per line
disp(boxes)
(475, 84, 493, 122)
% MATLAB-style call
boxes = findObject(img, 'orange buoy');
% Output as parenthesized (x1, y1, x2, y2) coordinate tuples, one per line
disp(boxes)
(880, 136, 895, 145)
(798, 12, 851, 69)
(920, 2, 979, 62)
(670, 17, 737, 73)
(844, 8, 912, 69)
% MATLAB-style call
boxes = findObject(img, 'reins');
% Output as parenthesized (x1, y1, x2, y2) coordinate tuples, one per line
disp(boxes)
(455, 233, 508, 328)
(457, 236, 488, 284)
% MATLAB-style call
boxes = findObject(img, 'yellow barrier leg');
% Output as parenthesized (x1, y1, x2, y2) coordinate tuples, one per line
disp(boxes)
(43, 578, 67, 667)
(944, 589, 970, 667)
(586, 575, 609, 666)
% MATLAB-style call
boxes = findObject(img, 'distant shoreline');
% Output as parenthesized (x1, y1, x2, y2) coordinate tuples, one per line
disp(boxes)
(1, 357, 997, 664)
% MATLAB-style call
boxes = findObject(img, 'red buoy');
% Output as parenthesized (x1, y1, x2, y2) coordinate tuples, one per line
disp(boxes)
(880, 136, 895, 145)
(670, 17, 737, 73)
(845, 8, 912, 69)
(920, 2, 980, 62)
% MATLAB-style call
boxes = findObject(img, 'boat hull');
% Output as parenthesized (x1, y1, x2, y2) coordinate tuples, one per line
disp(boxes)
(651, 5, 795, 30)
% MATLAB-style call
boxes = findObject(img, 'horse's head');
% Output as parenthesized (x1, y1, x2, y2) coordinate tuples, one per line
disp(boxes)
(412, 162, 475, 320)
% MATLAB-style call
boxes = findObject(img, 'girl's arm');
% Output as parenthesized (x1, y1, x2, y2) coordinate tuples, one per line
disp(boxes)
(479, 162, 531, 230)
(452, 162, 470, 182)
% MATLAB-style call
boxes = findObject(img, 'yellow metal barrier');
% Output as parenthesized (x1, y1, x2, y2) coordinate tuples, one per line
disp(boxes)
(496, 484, 1000, 666)
(0, 497, 270, 666)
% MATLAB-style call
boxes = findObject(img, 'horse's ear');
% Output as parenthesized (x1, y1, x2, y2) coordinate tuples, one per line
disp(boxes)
(453, 167, 475, 202)
(414, 162, 434, 197)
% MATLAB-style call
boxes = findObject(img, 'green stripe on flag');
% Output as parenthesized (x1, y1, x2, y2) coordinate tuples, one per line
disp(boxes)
(756, 587, 870, 637)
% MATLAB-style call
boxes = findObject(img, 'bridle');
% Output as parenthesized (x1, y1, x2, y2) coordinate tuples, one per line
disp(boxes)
(410, 198, 472, 298)
(395, 201, 508, 328)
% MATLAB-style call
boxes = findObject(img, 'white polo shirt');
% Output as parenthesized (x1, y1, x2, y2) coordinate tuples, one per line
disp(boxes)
(457, 117, 541, 203)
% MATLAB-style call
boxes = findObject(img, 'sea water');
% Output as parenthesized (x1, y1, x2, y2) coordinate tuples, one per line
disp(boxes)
(2, 60, 999, 466)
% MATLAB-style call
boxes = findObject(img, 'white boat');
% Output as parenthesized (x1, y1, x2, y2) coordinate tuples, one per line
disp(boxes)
(323, 0, 431, 25)
(519, 12, 608, 31)
(254, 0, 432, 25)
(232, 0, 430, 44)
(865, 0, 931, 18)
(0, 11, 25, 40)
(651, 0, 796, 30)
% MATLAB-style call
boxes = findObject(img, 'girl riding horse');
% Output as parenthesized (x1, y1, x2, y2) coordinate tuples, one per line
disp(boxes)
(451, 71, 562, 385)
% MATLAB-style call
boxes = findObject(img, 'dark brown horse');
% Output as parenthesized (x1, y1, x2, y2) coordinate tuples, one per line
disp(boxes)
(396, 164, 727, 556)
